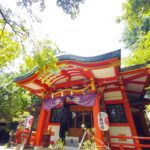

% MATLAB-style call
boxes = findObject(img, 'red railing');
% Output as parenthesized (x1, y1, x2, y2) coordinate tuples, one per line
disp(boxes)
(109, 135, 150, 149)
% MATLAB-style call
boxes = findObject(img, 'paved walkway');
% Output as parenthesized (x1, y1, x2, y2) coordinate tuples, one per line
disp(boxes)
(0, 146, 55, 150)
(0, 146, 14, 150)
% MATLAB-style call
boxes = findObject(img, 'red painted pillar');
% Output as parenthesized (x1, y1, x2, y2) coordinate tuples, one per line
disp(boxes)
(45, 110, 51, 130)
(93, 94, 103, 148)
(121, 87, 141, 150)
(35, 102, 47, 146)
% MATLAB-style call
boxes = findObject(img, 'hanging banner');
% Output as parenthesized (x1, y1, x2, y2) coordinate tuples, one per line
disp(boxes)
(68, 93, 96, 106)
(44, 93, 96, 109)
(98, 112, 109, 131)
(44, 96, 65, 110)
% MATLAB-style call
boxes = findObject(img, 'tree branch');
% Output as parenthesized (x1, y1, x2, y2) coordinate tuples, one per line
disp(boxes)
(0, 21, 6, 39)
(0, 8, 28, 37)
(0, 8, 17, 34)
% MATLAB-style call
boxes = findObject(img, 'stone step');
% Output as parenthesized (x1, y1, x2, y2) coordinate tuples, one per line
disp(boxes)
(64, 146, 78, 150)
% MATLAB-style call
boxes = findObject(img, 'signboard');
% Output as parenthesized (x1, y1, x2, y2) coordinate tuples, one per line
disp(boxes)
(98, 112, 109, 131)
(24, 115, 34, 129)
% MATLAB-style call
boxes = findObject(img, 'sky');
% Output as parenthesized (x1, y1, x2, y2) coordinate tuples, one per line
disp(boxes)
(1, 0, 127, 57)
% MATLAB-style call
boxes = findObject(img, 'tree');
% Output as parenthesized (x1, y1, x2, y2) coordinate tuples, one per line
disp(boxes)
(0, 5, 29, 38)
(0, 1, 62, 124)
(117, 0, 150, 66)
(0, 71, 43, 123)
(0, 21, 21, 68)
(0, 5, 29, 69)
(0, 0, 85, 69)
(0, 37, 60, 122)
(123, 32, 150, 66)
(119, 0, 150, 108)
(17, 0, 85, 19)
(0, 0, 84, 124)
(56, 0, 86, 19)
(0, 1, 63, 70)
(19, 39, 59, 75)
(0, 73, 32, 122)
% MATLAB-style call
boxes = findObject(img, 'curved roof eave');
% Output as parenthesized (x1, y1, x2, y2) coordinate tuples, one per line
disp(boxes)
(13, 67, 38, 82)
(14, 49, 121, 82)
(121, 61, 150, 72)
(57, 49, 121, 62)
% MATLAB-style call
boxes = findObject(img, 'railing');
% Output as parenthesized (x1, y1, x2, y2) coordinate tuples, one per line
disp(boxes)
(109, 135, 150, 149)
(78, 130, 111, 150)
(10, 130, 36, 146)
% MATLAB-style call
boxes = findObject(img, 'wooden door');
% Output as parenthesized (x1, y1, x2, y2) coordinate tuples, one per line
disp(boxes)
(68, 105, 93, 140)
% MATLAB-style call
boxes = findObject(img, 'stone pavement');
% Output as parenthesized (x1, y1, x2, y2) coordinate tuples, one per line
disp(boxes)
(0, 146, 60, 150)
(0, 145, 14, 150)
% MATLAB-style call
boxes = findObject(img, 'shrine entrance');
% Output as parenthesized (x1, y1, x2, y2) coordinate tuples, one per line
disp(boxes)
(68, 105, 93, 139)
(59, 104, 93, 140)
(15, 50, 150, 149)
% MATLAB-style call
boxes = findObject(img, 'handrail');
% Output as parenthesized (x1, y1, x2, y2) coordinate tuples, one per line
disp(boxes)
(109, 135, 150, 140)
(78, 130, 111, 150)
(109, 135, 150, 149)
(78, 131, 87, 150)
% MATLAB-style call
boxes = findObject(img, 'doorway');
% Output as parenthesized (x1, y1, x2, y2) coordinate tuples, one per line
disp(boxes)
(132, 112, 150, 145)
(68, 105, 93, 139)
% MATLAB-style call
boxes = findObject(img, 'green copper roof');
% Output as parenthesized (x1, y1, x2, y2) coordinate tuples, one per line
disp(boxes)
(14, 49, 121, 82)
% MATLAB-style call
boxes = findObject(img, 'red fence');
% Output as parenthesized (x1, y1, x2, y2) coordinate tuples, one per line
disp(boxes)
(109, 135, 150, 149)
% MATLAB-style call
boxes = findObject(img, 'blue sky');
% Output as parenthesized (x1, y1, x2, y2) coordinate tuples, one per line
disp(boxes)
(2, 0, 127, 57)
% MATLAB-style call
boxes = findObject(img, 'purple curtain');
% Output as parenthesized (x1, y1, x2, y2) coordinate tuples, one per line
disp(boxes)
(44, 93, 97, 110)
(44, 96, 65, 110)
(68, 93, 96, 106)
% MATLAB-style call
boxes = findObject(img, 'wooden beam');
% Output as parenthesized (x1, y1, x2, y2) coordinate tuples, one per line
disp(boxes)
(58, 58, 119, 69)
(124, 72, 148, 82)
(127, 81, 145, 84)
(121, 68, 147, 76)
(126, 90, 141, 94)
(96, 76, 118, 83)
(140, 75, 150, 98)
(49, 79, 90, 89)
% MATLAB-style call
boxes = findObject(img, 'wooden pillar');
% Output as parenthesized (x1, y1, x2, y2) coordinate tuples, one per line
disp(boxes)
(35, 102, 47, 146)
(121, 87, 141, 150)
(93, 95, 103, 148)
(45, 110, 51, 130)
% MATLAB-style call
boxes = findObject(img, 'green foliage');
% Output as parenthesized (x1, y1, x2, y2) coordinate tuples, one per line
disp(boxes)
(57, 0, 86, 19)
(0, 21, 20, 68)
(81, 125, 98, 150)
(81, 138, 98, 150)
(17, 0, 85, 19)
(80, 124, 110, 150)
(0, 73, 32, 122)
(19, 39, 59, 75)
(145, 105, 150, 112)
(0, 2, 59, 125)
(49, 139, 64, 149)
(117, 0, 150, 28)
(13, 111, 30, 122)
(123, 31, 150, 66)
(0, 3, 59, 72)
(118, 0, 150, 66)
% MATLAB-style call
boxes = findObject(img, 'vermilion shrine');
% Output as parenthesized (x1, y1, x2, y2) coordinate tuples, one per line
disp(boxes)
(14, 49, 150, 149)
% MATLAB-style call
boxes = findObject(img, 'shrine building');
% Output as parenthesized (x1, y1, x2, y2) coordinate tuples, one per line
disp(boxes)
(14, 49, 150, 149)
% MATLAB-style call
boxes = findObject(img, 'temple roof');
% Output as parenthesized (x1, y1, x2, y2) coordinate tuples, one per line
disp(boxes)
(14, 49, 150, 101)
(14, 49, 121, 82)
(120, 63, 150, 100)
